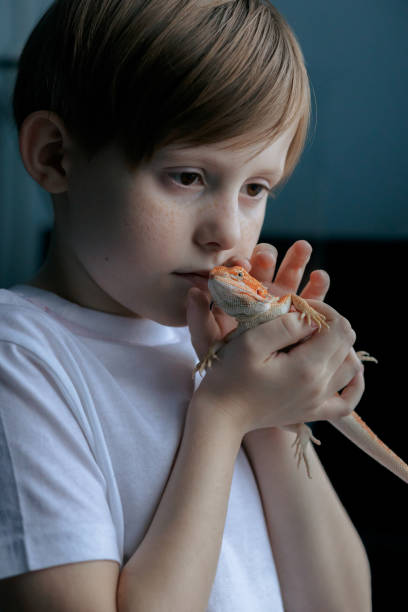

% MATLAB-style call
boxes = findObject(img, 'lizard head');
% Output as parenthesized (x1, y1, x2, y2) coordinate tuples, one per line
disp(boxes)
(208, 265, 271, 317)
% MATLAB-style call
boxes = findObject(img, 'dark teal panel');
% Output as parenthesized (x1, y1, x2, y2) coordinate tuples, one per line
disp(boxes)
(268, 0, 408, 239)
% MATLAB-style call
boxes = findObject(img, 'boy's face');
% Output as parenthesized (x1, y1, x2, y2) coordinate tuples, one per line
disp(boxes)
(49, 128, 295, 325)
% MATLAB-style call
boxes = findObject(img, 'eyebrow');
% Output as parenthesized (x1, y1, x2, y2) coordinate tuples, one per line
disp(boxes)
(251, 168, 283, 180)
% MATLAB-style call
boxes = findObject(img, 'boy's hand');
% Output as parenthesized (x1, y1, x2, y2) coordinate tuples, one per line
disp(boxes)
(247, 240, 330, 302)
(187, 240, 363, 437)
(191, 297, 361, 436)
(243, 241, 364, 424)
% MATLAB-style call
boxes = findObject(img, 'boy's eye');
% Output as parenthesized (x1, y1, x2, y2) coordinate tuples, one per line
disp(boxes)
(170, 172, 203, 186)
(244, 183, 268, 198)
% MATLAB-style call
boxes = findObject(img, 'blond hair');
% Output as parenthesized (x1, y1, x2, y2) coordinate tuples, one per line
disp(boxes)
(13, 0, 310, 181)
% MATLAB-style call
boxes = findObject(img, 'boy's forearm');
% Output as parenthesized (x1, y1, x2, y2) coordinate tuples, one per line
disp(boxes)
(244, 427, 372, 612)
(117, 396, 243, 612)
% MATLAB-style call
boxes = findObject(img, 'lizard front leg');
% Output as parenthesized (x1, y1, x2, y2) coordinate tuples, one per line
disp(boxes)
(290, 294, 329, 330)
(193, 339, 223, 377)
(193, 325, 245, 377)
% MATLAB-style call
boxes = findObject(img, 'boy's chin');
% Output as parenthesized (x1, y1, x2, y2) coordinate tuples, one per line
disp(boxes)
(143, 302, 188, 327)
(151, 310, 188, 327)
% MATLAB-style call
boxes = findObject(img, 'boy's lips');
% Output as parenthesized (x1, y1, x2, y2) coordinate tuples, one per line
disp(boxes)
(173, 270, 210, 291)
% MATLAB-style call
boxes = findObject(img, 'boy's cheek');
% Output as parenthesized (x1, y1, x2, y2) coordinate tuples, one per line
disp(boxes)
(235, 217, 265, 264)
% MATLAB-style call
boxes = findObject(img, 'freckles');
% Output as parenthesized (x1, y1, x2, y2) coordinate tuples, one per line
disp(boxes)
(135, 198, 179, 242)
(241, 217, 263, 248)
(159, 203, 178, 231)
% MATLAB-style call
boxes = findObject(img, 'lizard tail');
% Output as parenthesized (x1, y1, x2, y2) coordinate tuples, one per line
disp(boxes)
(329, 412, 408, 484)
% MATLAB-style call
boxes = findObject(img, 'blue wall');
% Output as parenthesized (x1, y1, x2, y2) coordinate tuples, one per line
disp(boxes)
(269, 0, 408, 239)
(0, 0, 53, 287)
(0, 0, 407, 286)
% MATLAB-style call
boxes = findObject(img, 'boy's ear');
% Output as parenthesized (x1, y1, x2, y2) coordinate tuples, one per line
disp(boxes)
(19, 111, 73, 194)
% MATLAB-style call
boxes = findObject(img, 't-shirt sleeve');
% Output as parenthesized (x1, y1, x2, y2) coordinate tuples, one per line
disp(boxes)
(0, 338, 121, 580)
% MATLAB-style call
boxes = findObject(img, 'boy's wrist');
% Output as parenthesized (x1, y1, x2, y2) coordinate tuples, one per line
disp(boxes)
(244, 426, 300, 461)
(188, 391, 245, 451)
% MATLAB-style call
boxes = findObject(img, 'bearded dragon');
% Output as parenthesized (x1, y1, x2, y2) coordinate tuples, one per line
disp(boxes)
(195, 265, 408, 484)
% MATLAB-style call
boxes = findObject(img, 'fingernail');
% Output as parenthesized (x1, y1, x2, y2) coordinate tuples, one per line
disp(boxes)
(258, 244, 276, 257)
(269, 245, 278, 259)
(257, 249, 276, 269)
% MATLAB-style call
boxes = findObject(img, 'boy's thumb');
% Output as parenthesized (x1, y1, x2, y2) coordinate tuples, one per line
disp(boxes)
(186, 288, 219, 360)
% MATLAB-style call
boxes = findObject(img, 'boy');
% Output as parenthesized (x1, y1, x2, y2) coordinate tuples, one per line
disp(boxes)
(0, 0, 371, 610)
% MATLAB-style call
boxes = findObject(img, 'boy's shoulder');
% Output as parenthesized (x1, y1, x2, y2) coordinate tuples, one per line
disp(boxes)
(0, 286, 62, 326)
(0, 287, 76, 357)
(0, 287, 37, 308)
(0, 286, 54, 326)
(0, 287, 101, 407)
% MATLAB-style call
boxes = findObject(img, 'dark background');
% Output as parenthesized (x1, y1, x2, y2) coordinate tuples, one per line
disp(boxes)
(266, 3, 407, 608)
(1, 1, 407, 609)
(264, 237, 407, 611)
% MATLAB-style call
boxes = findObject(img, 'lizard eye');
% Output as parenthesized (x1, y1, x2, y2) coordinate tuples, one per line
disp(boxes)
(237, 271, 244, 278)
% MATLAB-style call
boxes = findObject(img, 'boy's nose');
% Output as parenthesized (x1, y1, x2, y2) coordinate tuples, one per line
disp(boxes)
(193, 197, 241, 252)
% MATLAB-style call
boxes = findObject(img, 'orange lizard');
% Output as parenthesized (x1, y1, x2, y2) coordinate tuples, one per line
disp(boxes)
(195, 265, 408, 484)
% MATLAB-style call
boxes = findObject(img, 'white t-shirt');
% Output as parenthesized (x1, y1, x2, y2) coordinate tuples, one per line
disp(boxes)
(0, 285, 283, 610)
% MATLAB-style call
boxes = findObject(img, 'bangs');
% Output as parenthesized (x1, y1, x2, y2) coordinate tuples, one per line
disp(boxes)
(119, 1, 310, 178)
(14, 0, 310, 178)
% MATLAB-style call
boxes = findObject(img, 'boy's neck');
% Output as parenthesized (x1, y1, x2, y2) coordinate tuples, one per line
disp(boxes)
(27, 255, 138, 318)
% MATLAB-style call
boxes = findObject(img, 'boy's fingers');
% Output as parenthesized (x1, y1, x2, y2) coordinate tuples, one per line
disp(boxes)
(245, 311, 321, 358)
(249, 243, 278, 282)
(338, 370, 365, 406)
(273, 240, 312, 293)
(327, 371, 365, 419)
(300, 269, 330, 301)
(212, 306, 239, 338)
(186, 288, 220, 359)
(238, 298, 336, 359)
(288, 300, 356, 367)
(327, 350, 364, 397)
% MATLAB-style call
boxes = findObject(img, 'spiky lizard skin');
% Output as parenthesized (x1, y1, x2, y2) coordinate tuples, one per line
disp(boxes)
(195, 265, 408, 484)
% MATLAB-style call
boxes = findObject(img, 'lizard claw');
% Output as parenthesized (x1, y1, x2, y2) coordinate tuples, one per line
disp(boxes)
(193, 347, 220, 377)
(291, 294, 329, 331)
(356, 350, 378, 364)
(291, 424, 321, 479)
